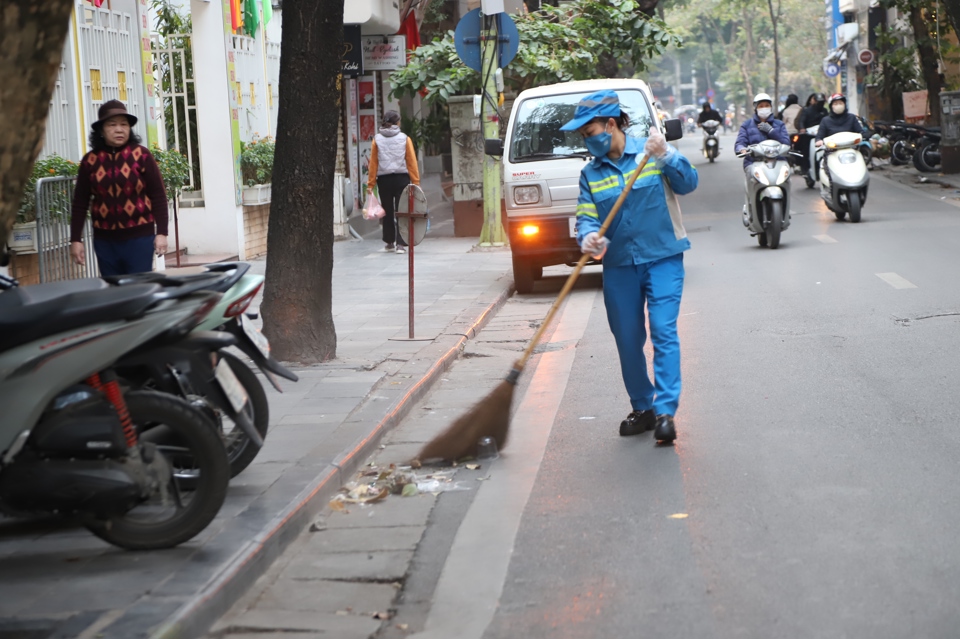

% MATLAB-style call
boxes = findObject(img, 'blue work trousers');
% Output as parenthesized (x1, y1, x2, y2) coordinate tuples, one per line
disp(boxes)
(602, 253, 685, 416)
(93, 235, 155, 277)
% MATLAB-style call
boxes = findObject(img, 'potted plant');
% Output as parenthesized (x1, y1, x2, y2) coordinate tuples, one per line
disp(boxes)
(11, 155, 79, 253)
(240, 137, 274, 204)
(152, 145, 192, 265)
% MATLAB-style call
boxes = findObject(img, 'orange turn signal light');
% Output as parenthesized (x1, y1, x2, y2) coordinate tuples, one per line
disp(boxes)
(521, 225, 539, 237)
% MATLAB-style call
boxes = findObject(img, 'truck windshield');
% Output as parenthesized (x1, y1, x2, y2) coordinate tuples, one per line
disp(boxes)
(509, 90, 654, 163)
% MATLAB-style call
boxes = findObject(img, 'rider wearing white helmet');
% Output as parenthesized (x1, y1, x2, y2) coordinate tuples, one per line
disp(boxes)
(734, 93, 791, 167)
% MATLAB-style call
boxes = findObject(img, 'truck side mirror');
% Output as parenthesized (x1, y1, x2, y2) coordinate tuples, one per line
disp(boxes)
(663, 119, 683, 142)
(485, 138, 504, 156)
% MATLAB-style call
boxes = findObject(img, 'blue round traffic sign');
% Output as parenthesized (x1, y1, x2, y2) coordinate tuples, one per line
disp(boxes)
(824, 63, 840, 78)
(454, 9, 520, 73)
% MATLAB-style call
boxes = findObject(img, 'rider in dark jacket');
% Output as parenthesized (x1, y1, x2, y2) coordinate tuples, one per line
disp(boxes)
(798, 93, 828, 132)
(815, 94, 863, 143)
(735, 93, 791, 168)
(698, 102, 723, 125)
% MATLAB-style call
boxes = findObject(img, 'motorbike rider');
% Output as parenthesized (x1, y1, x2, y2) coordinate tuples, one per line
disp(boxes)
(815, 93, 862, 145)
(794, 93, 826, 174)
(777, 94, 802, 135)
(698, 101, 723, 127)
(734, 93, 791, 168)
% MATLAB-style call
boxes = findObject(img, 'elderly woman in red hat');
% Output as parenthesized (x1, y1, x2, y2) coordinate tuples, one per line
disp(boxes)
(70, 100, 168, 276)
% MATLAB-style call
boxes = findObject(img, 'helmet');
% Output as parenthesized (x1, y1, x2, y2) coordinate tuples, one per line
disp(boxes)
(814, 92, 826, 103)
(828, 93, 846, 107)
(753, 93, 773, 107)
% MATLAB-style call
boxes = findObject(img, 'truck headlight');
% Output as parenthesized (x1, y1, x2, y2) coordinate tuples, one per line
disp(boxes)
(514, 185, 541, 205)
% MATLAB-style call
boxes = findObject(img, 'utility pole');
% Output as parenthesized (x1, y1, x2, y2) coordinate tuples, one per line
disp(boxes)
(479, 12, 507, 246)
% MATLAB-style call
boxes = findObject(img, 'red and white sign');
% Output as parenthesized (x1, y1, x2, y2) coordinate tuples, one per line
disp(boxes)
(903, 90, 930, 121)
(857, 49, 875, 66)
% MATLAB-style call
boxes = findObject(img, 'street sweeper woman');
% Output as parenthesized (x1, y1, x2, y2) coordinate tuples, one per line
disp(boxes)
(563, 89, 698, 443)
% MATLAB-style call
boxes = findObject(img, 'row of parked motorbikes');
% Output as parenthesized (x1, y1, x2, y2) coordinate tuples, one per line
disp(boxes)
(0, 262, 297, 550)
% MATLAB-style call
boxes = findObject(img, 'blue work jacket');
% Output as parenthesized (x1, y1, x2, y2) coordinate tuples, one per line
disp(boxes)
(575, 136, 698, 267)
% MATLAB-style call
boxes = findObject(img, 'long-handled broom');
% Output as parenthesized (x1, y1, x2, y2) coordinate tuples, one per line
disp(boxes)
(417, 153, 653, 463)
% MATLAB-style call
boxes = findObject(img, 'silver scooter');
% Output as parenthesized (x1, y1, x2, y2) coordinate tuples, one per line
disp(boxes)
(739, 140, 793, 249)
(701, 119, 721, 162)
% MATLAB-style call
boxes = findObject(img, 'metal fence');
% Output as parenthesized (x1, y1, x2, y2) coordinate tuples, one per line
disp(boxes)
(35, 177, 98, 283)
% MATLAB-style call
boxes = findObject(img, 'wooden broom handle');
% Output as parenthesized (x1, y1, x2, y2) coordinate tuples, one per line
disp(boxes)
(514, 153, 651, 372)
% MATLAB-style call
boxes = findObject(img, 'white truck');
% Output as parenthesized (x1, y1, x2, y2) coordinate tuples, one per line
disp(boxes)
(496, 79, 682, 293)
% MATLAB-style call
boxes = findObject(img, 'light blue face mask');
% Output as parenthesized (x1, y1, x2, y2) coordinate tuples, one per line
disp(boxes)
(585, 129, 612, 157)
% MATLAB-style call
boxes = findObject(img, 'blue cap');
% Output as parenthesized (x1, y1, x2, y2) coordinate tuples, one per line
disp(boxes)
(560, 90, 621, 131)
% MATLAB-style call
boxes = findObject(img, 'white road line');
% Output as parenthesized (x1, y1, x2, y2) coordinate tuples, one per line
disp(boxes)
(876, 272, 918, 289)
(813, 234, 838, 244)
(411, 289, 599, 639)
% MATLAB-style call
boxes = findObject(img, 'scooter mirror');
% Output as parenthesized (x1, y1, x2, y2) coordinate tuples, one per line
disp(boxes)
(663, 119, 683, 142)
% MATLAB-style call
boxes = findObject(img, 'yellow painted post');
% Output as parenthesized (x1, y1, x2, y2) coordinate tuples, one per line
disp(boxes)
(478, 13, 507, 247)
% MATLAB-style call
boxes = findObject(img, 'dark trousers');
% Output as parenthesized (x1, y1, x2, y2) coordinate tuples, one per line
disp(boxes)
(377, 173, 410, 246)
(94, 235, 155, 277)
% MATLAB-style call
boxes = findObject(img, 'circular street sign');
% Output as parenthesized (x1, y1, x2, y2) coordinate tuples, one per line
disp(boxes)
(858, 49, 875, 65)
(707, 89, 715, 98)
(824, 63, 840, 78)
(397, 184, 429, 246)
(454, 9, 520, 73)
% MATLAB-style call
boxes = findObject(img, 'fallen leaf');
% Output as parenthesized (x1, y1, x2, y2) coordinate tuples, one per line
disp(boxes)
(335, 610, 350, 616)
(402, 483, 419, 497)
(373, 611, 392, 620)
(397, 623, 409, 630)
(411, 459, 422, 469)
(328, 499, 347, 512)
(465, 463, 481, 470)
(668, 513, 689, 519)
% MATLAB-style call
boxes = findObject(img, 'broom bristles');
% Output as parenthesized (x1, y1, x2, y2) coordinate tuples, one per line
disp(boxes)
(417, 379, 515, 463)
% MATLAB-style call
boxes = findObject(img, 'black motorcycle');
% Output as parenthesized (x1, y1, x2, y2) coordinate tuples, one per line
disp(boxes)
(913, 127, 941, 173)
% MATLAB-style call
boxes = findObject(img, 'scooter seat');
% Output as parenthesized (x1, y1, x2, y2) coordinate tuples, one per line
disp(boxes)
(0, 282, 161, 353)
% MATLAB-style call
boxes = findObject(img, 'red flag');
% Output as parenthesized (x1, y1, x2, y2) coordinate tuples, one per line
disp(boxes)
(397, 11, 422, 63)
(230, 0, 242, 32)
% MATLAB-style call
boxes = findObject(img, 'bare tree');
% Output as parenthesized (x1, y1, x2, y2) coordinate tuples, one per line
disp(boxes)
(260, 0, 343, 363)
(766, 0, 781, 106)
(0, 1, 75, 244)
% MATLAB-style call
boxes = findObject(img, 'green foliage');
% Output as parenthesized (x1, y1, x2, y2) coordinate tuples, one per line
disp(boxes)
(401, 108, 450, 156)
(151, 145, 192, 201)
(18, 156, 79, 224)
(240, 138, 275, 186)
(390, 0, 681, 105)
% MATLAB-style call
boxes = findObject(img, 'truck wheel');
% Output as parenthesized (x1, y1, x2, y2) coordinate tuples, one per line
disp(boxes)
(512, 255, 535, 294)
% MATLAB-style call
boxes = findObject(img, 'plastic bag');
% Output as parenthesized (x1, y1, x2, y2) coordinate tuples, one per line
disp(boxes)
(363, 190, 385, 220)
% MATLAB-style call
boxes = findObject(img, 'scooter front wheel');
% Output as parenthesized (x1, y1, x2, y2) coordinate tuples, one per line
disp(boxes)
(848, 191, 861, 223)
(765, 200, 783, 249)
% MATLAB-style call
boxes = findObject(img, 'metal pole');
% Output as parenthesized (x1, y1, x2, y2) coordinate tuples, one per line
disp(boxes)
(478, 13, 506, 246)
(173, 197, 181, 267)
(407, 187, 415, 339)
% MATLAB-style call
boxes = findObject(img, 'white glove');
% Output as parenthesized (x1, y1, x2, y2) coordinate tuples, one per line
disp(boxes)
(581, 232, 609, 259)
(644, 127, 670, 159)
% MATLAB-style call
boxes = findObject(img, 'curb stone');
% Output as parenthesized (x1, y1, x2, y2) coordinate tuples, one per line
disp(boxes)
(149, 278, 514, 639)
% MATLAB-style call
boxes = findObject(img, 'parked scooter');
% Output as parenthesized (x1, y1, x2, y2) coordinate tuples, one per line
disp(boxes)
(739, 139, 793, 249)
(701, 119, 721, 162)
(0, 273, 231, 550)
(109, 263, 299, 479)
(818, 131, 870, 222)
(913, 127, 941, 173)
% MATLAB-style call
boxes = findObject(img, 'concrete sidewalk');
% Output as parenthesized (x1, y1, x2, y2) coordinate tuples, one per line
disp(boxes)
(0, 177, 515, 639)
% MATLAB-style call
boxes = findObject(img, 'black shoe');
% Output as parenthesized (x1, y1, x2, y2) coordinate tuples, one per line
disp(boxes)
(654, 414, 676, 443)
(619, 409, 655, 436)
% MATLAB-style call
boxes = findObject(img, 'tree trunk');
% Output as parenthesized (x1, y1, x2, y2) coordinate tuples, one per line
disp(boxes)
(941, 0, 960, 40)
(908, 3, 942, 126)
(260, 0, 342, 363)
(767, 0, 780, 107)
(0, 1, 74, 245)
